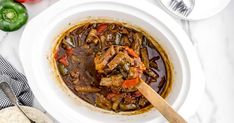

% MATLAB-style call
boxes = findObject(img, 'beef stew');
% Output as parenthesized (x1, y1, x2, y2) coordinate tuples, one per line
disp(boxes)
(54, 21, 171, 112)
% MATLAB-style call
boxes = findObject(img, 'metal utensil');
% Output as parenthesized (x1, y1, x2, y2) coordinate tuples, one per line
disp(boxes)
(169, 0, 195, 17)
(0, 82, 36, 123)
(158, 0, 195, 19)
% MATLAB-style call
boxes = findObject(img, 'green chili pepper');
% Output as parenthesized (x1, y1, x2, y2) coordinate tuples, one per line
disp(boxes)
(0, 0, 28, 32)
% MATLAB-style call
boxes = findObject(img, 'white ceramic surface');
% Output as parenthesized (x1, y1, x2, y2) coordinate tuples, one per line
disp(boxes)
(18, 0, 204, 123)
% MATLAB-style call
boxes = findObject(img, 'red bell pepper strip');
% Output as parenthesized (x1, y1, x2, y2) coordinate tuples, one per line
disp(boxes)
(54, 51, 59, 60)
(125, 47, 139, 58)
(122, 78, 139, 88)
(15, 0, 41, 3)
(66, 47, 74, 56)
(97, 24, 108, 35)
(59, 55, 69, 66)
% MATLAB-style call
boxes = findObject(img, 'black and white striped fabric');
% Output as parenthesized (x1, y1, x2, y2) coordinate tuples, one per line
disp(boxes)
(0, 55, 33, 109)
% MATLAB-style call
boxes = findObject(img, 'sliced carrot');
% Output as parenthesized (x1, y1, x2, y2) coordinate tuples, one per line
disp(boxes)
(122, 78, 139, 88)
(125, 47, 139, 58)
(59, 55, 69, 66)
(97, 24, 108, 35)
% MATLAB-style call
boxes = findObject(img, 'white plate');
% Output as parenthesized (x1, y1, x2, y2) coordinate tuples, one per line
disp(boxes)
(159, 0, 231, 20)
(19, 0, 205, 122)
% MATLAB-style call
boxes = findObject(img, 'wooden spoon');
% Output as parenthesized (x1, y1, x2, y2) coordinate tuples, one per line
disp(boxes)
(136, 79, 187, 123)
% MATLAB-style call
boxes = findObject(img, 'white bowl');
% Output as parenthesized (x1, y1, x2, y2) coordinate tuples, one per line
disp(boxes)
(19, 0, 205, 122)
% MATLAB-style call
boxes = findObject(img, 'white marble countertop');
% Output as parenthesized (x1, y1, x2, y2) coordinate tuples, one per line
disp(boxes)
(0, 0, 234, 122)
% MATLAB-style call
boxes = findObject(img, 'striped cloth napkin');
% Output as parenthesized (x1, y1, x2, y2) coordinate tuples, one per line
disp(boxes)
(0, 55, 33, 109)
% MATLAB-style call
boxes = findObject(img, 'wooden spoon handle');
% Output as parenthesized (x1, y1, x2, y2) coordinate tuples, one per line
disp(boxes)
(136, 80, 187, 123)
